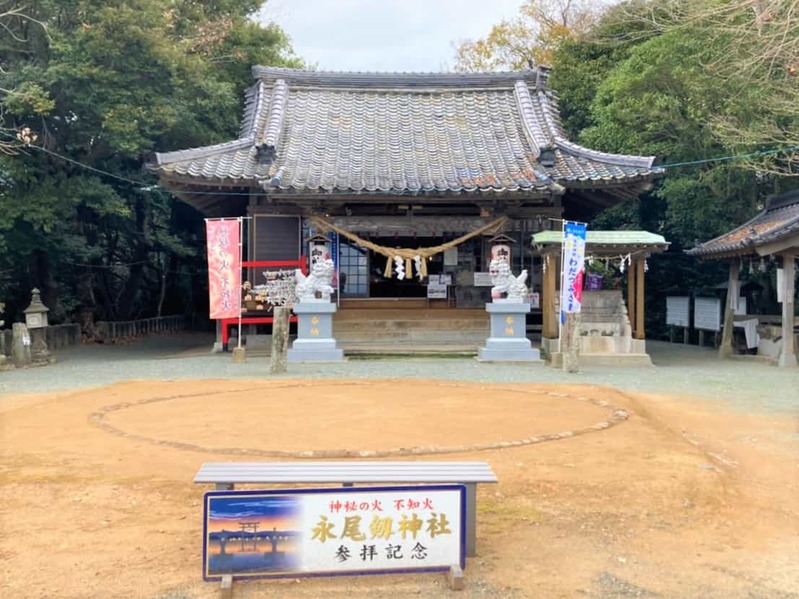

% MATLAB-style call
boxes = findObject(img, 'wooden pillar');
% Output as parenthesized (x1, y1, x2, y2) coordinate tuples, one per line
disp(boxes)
(635, 258, 645, 340)
(627, 258, 637, 337)
(543, 253, 558, 339)
(719, 260, 740, 358)
(778, 253, 797, 368)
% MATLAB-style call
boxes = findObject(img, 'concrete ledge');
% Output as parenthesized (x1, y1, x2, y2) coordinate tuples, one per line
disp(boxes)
(477, 347, 541, 362)
(548, 352, 653, 367)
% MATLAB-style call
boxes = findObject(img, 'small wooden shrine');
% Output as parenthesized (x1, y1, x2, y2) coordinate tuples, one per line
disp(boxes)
(531, 230, 670, 365)
(687, 188, 799, 368)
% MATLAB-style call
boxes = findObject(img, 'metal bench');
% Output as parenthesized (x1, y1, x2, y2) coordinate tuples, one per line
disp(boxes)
(194, 461, 498, 557)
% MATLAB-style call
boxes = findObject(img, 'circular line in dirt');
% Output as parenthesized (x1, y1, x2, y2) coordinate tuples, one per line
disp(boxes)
(88, 380, 630, 458)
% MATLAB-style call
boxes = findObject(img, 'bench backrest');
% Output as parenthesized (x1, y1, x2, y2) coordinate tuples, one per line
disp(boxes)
(194, 461, 497, 484)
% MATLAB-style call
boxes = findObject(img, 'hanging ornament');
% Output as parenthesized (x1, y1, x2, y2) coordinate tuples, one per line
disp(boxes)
(644, 259, 649, 273)
(542, 255, 548, 274)
(758, 258, 766, 273)
(588, 255, 594, 266)
(619, 256, 626, 274)
(394, 255, 405, 280)
(413, 255, 423, 280)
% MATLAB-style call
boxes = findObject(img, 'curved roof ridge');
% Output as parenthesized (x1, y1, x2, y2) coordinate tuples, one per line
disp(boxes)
(513, 81, 550, 158)
(154, 137, 254, 166)
(765, 187, 799, 211)
(240, 81, 268, 138)
(555, 139, 658, 169)
(251, 66, 545, 88)
(257, 79, 289, 156)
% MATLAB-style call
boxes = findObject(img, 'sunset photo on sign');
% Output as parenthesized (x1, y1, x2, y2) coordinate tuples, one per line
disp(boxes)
(204, 494, 302, 578)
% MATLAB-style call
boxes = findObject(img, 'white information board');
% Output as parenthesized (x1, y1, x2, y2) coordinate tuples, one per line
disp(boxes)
(427, 283, 447, 299)
(693, 297, 721, 332)
(473, 272, 493, 287)
(666, 296, 690, 327)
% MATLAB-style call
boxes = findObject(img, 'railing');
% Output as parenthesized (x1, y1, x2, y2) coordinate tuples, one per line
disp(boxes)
(0, 315, 188, 357)
(96, 315, 186, 342)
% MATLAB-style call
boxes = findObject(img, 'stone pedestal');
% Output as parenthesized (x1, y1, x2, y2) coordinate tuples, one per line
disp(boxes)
(287, 301, 344, 362)
(11, 323, 32, 367)
(478, 302, 541, 362)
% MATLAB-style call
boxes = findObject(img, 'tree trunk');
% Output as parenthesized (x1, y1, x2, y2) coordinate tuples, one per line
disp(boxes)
(34, 250, 66, 323)
(116, 195, 153, 320)
(77, 267, 99, 339)
(269, 306, 291, 374)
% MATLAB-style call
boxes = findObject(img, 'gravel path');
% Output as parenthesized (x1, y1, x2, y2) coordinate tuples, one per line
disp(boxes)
(1, 334, 796, 415)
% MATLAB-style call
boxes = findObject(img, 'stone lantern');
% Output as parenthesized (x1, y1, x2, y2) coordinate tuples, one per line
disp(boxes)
(23, 288, 53, 364)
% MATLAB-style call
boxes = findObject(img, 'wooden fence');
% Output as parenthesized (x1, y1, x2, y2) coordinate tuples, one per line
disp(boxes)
(96, 315, 186, 342)
(1, 315, 187, 356)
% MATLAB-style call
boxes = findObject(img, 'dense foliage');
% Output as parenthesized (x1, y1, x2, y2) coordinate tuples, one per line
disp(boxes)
(2, 0, 797, 338)
(464, 0, 799, 335)
(0, 0, 300, 330)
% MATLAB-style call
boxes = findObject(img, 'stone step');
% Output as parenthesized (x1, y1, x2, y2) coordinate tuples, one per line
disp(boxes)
(334, 330, 487, 343)
(333, 319, 489, 333)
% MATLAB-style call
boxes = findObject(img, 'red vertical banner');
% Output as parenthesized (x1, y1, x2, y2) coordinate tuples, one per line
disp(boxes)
(206, 219, 241, 319)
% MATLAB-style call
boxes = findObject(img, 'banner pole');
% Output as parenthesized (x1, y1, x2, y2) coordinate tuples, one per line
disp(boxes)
(237, 216, 243, 350)
(558, 219, 566, 354)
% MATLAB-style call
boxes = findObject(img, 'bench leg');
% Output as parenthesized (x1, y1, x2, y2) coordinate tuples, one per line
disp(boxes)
(465, 483, 477, 558)
(216, 483, 234, 491)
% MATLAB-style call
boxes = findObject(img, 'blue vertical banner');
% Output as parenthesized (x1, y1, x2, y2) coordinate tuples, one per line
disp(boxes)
(328, 232, 339, 269)
(560, 221, 587, 325)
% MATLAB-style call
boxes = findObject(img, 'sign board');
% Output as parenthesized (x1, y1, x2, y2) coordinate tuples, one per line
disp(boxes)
(528, 292, 540, 309)
(203, 485, 465, 582)
(443, 247, 458, 266)
(693, 297, 721, 331)
(473, 272, 493, 287)
(666, 296, 690, 327)
(427, 283, 447, 299)
(735, 296, 747, 316)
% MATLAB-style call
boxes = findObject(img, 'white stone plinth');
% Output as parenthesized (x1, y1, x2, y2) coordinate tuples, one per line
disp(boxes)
(478, 302, 541, 362)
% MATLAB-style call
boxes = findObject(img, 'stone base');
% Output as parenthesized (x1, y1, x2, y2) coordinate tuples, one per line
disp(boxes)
(231, 347, 246, 363)
(287, 339, 344, 362)
(478, 302, 540, 361)
(541, 336, 651, 366)
(477, 338, 541, 362)
(288, 301, 345, 362)
(548, 352, 653, 367)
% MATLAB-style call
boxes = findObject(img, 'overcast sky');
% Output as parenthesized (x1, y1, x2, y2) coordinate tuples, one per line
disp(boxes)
(258, 0, 527, 72)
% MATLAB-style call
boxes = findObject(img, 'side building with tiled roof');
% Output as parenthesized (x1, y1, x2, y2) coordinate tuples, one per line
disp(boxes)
(154, 67, 661, 306)
(686, 188, 798, 368)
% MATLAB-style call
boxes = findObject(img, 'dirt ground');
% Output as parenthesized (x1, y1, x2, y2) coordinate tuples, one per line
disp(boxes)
(1, 378, 797, 598)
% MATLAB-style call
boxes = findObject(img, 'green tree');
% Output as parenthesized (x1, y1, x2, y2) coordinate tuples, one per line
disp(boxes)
(453, 0, 603, 71)
(0, 0, 300, 330)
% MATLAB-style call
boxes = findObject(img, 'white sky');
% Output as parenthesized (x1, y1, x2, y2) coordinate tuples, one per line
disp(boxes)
(258, 0, 527, 72)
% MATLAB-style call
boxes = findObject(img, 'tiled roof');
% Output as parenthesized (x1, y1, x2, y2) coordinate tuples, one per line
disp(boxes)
(687, 189, 799, 258)
(155, 67, 660, 195)
(531, 230, 670, 254)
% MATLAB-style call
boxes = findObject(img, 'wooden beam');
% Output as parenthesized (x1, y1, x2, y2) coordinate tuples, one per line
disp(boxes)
(719, 260, 740, 358)
(778, 253, 797, 368)
(635, 258, 645, 340)
(627, 258, 637, 337)
(543, 253, 558, 339)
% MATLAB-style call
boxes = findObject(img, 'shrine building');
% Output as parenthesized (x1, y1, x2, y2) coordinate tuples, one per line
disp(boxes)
(154, 67, 662, 349)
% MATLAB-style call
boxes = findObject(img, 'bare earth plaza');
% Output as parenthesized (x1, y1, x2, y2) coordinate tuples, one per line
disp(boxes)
(1, 1, 799, 598)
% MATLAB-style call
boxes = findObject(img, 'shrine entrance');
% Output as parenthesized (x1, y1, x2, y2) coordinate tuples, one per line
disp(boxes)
(339, 237, 448, 299)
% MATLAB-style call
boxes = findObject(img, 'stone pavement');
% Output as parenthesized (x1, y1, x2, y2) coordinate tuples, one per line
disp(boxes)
(0, 332, 796, 416)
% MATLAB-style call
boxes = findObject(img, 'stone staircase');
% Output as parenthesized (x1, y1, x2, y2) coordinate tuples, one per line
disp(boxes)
(333, 303, 489, 354)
